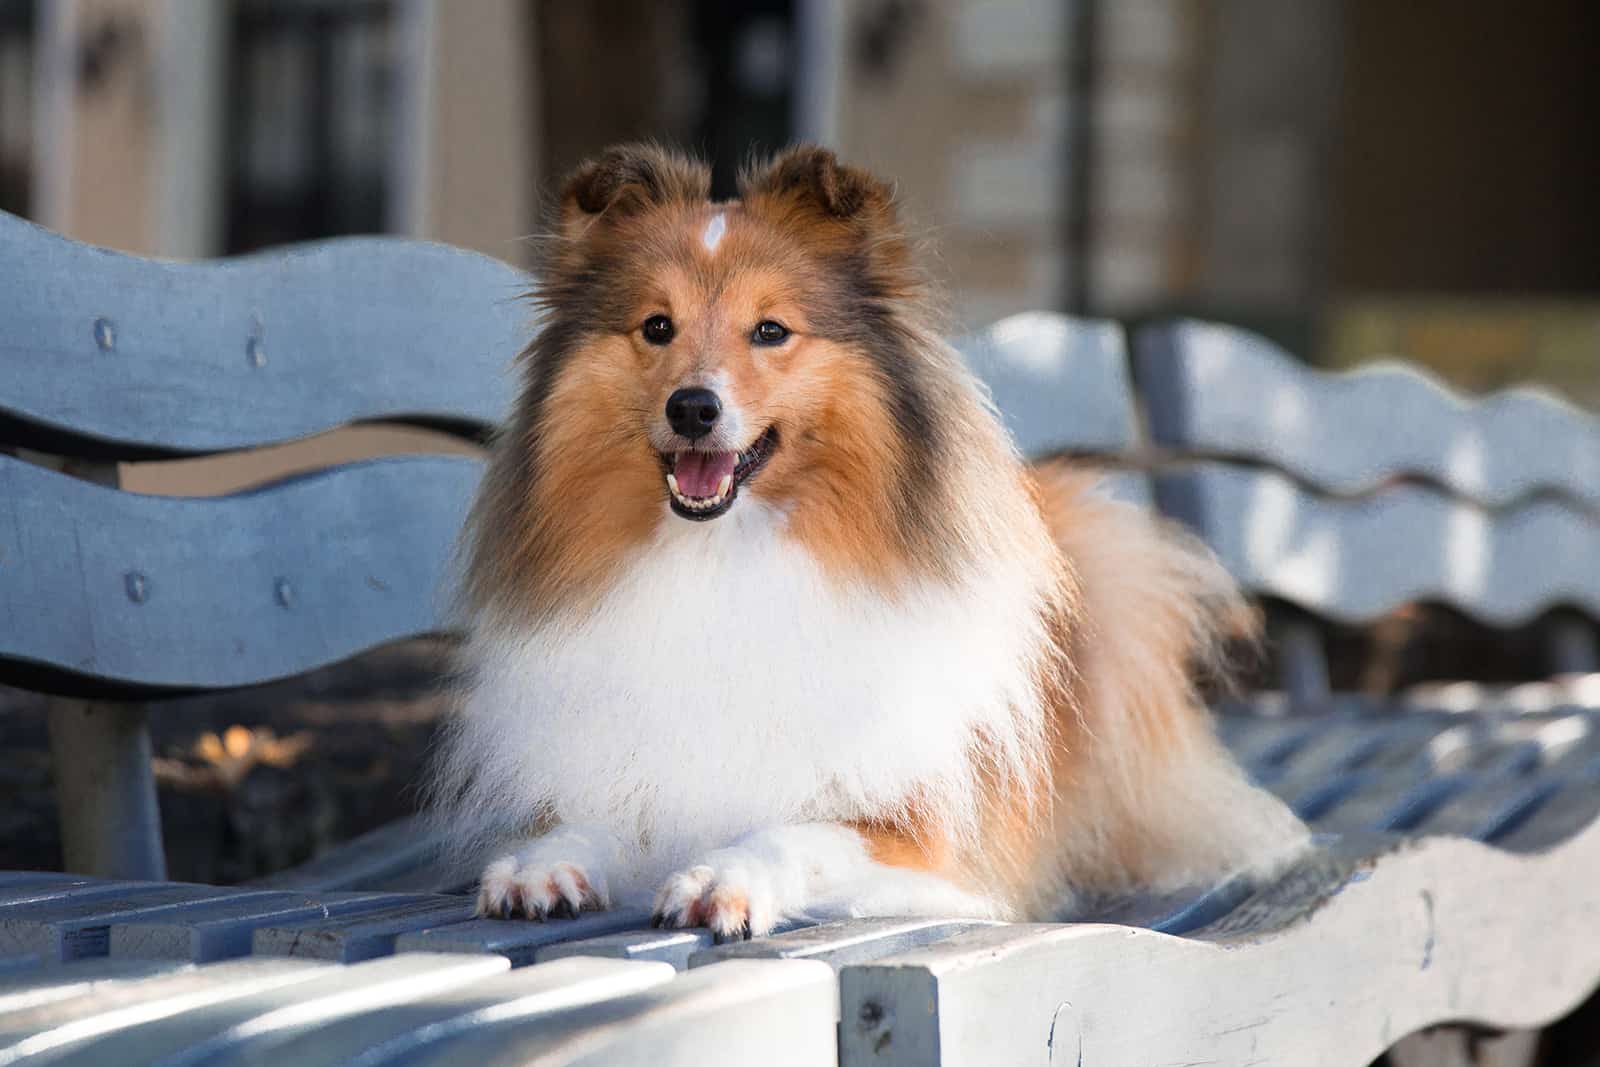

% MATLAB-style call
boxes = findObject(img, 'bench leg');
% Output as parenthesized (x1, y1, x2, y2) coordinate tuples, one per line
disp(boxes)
(46, 698, 168, 880)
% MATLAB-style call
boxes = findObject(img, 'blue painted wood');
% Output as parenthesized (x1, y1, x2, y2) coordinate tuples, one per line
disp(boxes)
(205, 958, 676, 1067)
(251, 897, 479, 962)
(394, 911, 655, 968)
(954, 312, 1139, 459)
(535, 929, 719, 972)
(40, 954, 504, 1067)
(391, 959, 838, 1067)
(1157, 463, 1600, 625)
(1136, 318, 1600, 509)
(0, 883, 245, 962)
(1066, 872, 1261, 937)
(0, 879, 173, 909)
(688, 918, 994, 970)
(0, 957, 326, 1059)
(0, 210, 528, 458)
(111, 892, 436, 963)
(0, 453, 481, 694)
(0, 958, 196, 1015)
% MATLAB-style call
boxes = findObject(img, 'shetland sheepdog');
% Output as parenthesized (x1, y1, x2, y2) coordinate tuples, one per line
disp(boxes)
(429, 144, 1307, 939)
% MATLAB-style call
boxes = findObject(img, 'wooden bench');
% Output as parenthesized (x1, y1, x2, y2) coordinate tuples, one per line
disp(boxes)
(3, 212, 1598, 1065)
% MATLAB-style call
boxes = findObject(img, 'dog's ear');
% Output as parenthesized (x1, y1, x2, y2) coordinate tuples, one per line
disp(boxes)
(739, 145, 897, 225)
(557, 144, 710, 237)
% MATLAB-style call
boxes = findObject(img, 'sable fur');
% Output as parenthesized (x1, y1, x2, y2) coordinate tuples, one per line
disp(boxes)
(430, 144, 1307, 928)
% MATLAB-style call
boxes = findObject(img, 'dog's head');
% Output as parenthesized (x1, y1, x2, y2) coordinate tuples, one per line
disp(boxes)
(476, 144, 993, 614)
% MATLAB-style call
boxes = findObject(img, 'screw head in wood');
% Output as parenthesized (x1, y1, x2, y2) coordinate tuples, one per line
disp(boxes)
(124, 571, 148, 603)
(93, 317, 116, 351)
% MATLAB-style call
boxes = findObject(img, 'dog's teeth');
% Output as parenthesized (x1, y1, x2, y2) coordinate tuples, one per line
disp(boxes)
(666, 472, 680, 495)
(717, 475, 732, 498)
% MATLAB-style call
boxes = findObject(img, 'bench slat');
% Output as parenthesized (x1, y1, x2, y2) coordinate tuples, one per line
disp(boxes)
(1137, 319, 1600, 508)
(0, 454, 480, 694)
(251, 898, 479, 963)
(1157, 463, 1600, 624)
(205, 957, 675, 1067)
(534, 928, 719, 971)
(109, 891, 438, 963)
(0, 210, 527, 458)
(393, 959, 837, 1067)
(0, 884, 251, 962)
(394, 911, 655, 968)
(0, 957, 323, 1057)
(689, 917, 995, 970)
(43, 952, 505, 1067)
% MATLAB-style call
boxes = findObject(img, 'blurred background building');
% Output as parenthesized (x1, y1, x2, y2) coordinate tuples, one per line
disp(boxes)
(0, 0, 1596, 405)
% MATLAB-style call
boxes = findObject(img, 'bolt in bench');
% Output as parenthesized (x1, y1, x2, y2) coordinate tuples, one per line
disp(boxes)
(3, 211, 1598, 1065)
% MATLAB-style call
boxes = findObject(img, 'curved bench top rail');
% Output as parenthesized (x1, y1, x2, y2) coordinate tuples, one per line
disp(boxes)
(1135, 318, 1600, 510)
(838, 818, 1600, 1067)
(0, 452, 481, 696)
(0, 211, 531, 458)
(1156, 462, 1600, 626)
(953, 311, 1140, 459)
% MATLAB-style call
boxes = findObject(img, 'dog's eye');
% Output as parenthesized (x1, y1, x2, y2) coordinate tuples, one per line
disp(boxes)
(752, 320, 790, 346)
(642, 315, 675, 345)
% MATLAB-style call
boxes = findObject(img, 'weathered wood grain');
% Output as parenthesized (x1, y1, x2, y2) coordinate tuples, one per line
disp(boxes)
(0, 454, 480, 694)
(1137, 319, 1600, 509)
(1157, 463, 1600, 624)
(251, 898, 479, 963)
(838, 821, 1600, 1066)
(0, 210, 528, 458)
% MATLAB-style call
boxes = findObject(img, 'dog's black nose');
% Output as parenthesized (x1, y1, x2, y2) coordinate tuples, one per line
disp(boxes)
(665, 387, 722, 439)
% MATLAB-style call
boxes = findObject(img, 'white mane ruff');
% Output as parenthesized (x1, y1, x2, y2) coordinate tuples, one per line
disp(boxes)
(432, 499, 1050, 896)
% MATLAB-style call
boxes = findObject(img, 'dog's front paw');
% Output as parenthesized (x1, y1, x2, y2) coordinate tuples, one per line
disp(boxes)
(650, 856, 777, 942)
(477, 854, 607, 920)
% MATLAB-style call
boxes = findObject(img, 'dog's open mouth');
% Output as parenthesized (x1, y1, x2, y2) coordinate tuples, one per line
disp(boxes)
(662, 427, 778, 521)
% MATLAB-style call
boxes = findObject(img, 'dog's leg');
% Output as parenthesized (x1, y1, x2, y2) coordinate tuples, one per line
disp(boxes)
(477, 823, 629, 919)
(650, 822, 1000, 941)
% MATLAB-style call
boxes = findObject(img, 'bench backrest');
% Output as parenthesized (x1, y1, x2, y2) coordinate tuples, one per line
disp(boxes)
(1135, 319, 1600, 700)
(11, 207, 1587, 707)
(952, 311, 1150, 508)
(0, 218, 1150, 701)
(0, 210, 528, 697)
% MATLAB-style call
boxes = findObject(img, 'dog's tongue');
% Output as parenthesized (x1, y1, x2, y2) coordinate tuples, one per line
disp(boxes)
(675, 451, 737, 497)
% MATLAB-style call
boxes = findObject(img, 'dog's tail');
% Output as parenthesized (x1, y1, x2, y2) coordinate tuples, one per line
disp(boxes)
(1029, 461, 1307, 901)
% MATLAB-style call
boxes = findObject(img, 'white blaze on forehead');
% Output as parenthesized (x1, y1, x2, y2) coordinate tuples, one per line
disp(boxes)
(701, 212, 727, 253)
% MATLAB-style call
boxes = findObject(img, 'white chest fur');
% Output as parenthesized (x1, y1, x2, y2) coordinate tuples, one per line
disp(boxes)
(450, 502, 1047, 888)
